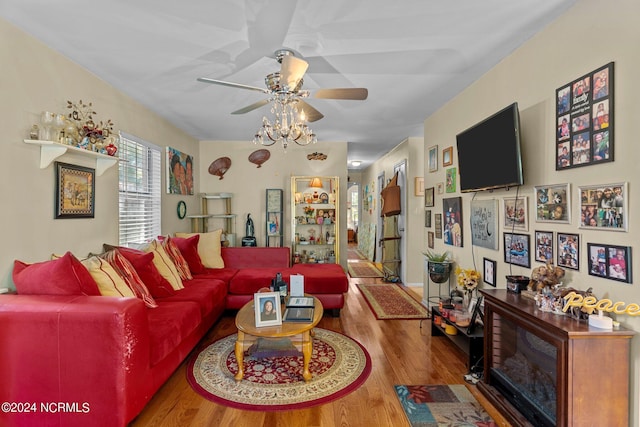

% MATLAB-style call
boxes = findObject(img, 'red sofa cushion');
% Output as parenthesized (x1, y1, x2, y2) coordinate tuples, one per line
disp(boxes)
(289, 264, 349, 294)
(158, 277, 227, 317)
(13, 251, 101, 296)
(228, 268, 290, 295)
(221, 247, 290, 269)
(117, 248, 177, 298)
(146, 301, 202, 365)
(171, 234, 206, 274)
(102, 249, 158, 308)
(194, 267, 239, 284)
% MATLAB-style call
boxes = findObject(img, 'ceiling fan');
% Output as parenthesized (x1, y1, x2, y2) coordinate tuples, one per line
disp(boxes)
(197, 49, 368, 123)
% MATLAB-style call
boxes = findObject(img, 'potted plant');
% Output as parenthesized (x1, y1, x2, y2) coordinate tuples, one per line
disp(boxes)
(423, 250, 453, 284)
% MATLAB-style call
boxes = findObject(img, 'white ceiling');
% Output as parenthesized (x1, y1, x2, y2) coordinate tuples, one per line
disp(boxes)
(1, 0, 574, 169)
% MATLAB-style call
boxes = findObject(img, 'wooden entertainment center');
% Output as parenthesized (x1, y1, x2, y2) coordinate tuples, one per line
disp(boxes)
(479, 289, 635, 427)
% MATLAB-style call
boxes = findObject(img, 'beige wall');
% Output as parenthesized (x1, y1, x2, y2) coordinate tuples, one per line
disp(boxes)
(0, 18, 199, 289)
(197, 140, 348, 265)
(422, 0, 640, 423)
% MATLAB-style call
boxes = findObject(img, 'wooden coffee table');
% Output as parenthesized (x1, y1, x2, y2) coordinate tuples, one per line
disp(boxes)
(234, 296, 323, 382)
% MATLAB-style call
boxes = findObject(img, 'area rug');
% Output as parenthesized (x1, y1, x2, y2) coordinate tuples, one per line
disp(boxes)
(357, 283, 429, 319)
(187, 328, 371, 411)
(347, 247, 367, 260)
(348, 260, 384, 278)
(395, 384, 498, 426)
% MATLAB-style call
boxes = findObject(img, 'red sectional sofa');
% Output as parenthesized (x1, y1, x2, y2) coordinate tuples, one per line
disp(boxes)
(0, 246, 348, 427)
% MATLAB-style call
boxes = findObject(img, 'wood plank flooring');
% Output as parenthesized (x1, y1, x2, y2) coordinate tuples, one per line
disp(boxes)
(130, 259, 510, 426)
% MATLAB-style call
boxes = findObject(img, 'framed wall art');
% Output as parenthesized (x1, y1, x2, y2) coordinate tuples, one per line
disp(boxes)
(587, 243, 632, 283)
(425, 209, 432, 228)
(414, 177, 424, 196)
(254, 292, 282, 327)
(503, 232, 530, 268)
(428, 145, 438, 172)
(445, 167, 457, 193)
(503, 197, 528, 231)
(557, 232, 579, 270)
(437, 182, 444, 194)
(443, 146, 453, 166)
(579, 182, 626, 231)
(483, 258, 497, 287)
(427, 231, 435, 249)
(470, 199, 499, 250)
(534, 230, 554, 263)
(434, 213, 443, 239)
(425, 187, 435, 207)
(534, 183, 570, 223)
(55, 162, 95, 219)
(556, 62, 614, 170)
(166, 146, 194, 195)
(443, 197, 463, 247)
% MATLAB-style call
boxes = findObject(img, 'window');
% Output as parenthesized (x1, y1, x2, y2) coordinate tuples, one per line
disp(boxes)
(118, 132, 161, 246)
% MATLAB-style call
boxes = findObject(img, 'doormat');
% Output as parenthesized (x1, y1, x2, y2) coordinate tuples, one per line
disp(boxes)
(395, 384, 497, 426)
(348, 261, 384, 278)
(357, 283, 429, 319)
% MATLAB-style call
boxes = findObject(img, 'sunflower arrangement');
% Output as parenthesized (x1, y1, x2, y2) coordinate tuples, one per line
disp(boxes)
(455, 267, 481, 293)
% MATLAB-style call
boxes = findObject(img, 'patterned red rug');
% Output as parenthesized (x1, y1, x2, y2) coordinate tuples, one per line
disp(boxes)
(347, 247, 367, 260)
(348, 261, 384, 278)
(187, 328, 371, 411)
(357, 283, 429, 319)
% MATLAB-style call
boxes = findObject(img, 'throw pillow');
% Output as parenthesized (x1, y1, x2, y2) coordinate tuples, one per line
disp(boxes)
(175, 229, 224, 269)
(170, 234, 205, 274)
(116, 247, 177, 298)
(81, 256, 136, 298)
(13, 251, 101, 296)
(161, 236, 193, 281)
(142, 240, 184, 290)
(102, 249, 158, 308)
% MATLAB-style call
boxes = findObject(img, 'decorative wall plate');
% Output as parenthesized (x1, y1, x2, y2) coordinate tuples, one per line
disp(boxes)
(307, 152, 327, 161)
(248, 149, 270, 168)
(208, 157, 231, 179)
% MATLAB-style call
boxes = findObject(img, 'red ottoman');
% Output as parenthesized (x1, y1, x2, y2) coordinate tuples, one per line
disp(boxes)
(290, 264, 349, 316)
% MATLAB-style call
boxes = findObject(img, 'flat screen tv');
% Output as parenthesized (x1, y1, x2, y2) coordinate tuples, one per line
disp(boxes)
(456, 102, 524, 193)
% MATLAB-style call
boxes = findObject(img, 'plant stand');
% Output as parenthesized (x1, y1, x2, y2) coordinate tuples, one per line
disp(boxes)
(425, 260, 453, 306)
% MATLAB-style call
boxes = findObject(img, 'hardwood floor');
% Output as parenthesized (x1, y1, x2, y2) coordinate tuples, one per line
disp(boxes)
(130, 267, 510, 426)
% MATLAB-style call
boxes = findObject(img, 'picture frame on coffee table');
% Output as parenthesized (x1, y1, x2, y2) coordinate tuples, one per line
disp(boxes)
(254, 292, 282, 327)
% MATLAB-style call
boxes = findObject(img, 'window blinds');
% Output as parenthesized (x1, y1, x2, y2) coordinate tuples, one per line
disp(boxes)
(118, 132, 161, 246)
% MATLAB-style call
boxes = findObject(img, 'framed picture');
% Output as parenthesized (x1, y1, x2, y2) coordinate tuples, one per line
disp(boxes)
(470, 199, 499, 250)
(534, 230, 554, 263)
(587, 243, 632, 283)
(437, 182, 444, 194)
(425, 209, 432, 228)
(556, 62, 614, 170)
(414, 177, 424, 197)
(503, 197, 528, 231)
(504, 232, 530, 268)
(557, 233, 580, 270)
(428, 145, 438, 172)
(427, 231, 434, 249)
(55, 162, 95, 219)
(424, 187, 435, 207)
(579, 182, 627, 231)
(445, 167, 456, 193)
(434, 213, 443, 239)
(534, 183, 570, 223)
(443, 146, 453, 166)
(483, 258, 497, 287)
(166, 146, 194, 195)
(443, 197, 463, 247)
(254, 292, 282, 327)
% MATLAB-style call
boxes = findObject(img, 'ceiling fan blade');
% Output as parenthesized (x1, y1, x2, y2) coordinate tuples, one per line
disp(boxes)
(314, 88, 368, 100)
(297, 100, 324, 122)
(280, 55, 309, 90)
(231, 99, 271, 115)
(197, 77, 268, 94)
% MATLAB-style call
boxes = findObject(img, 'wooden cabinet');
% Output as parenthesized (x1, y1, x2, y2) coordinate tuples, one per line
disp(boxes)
(479, 289, 634, 427)
(291, 176, 339, 264)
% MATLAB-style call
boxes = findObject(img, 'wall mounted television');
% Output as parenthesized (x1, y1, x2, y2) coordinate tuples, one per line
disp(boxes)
(456, 102, 524, 193)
